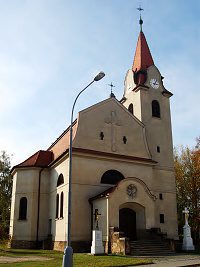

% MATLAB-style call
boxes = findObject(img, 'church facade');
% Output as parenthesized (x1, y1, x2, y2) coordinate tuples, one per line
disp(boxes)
(9, 22, 179, 252)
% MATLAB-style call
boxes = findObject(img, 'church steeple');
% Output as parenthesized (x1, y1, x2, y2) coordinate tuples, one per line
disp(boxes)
(132, 31, 154, 73)
(132, 14, 154, 86)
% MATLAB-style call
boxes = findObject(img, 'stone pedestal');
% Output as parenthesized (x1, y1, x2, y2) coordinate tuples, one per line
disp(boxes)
(182, 225, 195, 251)
(91, 230, 104, 255)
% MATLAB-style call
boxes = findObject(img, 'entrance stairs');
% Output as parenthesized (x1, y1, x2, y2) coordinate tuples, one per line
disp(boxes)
(130, 239, 175, 256)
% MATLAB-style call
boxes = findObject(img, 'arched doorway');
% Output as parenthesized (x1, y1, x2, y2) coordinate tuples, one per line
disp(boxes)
(119, 208, 137, 240)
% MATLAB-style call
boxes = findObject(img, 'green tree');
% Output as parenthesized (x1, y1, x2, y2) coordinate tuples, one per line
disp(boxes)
(0, 151, 12, 239)
(174, 138, 200, 243)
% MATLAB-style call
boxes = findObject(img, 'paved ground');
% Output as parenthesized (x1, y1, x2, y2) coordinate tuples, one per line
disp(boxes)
(0, 253, 199, 266)
(133, 254, 200, 267)
(0, 256, 52, 263)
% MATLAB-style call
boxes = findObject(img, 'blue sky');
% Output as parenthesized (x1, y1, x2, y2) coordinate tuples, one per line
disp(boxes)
(0, 0, 199, 165)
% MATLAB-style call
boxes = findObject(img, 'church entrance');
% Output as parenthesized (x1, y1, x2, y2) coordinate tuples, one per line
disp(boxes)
(119, 208, 137, 240)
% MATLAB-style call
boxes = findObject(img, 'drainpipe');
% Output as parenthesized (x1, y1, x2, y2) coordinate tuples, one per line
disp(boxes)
(89, 201, 93, 242)
(36, 168, 44, 248)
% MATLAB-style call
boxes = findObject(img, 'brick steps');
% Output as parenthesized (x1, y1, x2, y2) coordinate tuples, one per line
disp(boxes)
(130, 239, 175, 256)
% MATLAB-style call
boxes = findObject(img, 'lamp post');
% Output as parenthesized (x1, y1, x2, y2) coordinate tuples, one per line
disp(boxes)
(62, 71, 105, 267)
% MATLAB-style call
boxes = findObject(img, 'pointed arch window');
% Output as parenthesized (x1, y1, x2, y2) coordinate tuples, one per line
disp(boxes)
(56, 194, 59, 219)
(60, 192, 64, 218)
(128, 103, 134, 115)
(57, 174, 64, 187)
(19, 197, 27, 220)
(152, 100, 160, 118)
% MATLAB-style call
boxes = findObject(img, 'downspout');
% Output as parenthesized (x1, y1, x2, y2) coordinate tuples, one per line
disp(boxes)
(89, 201, 93, 242)
(36, 168, 44, 248)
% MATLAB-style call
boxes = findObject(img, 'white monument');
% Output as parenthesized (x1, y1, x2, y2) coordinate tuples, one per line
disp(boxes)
(91, 209, 104, 255)
(182, 207, 195, 251)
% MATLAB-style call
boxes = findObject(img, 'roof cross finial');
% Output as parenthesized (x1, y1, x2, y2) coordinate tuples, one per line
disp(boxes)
(108, 82, 115, 98)
(137, 6, 144, 32)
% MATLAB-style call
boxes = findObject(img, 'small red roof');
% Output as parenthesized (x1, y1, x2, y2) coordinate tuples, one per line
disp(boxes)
(14, 150, 53, 169)
(132, 31, 154, 72)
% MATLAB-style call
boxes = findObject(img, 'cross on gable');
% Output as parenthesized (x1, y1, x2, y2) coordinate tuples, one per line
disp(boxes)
(105, 111, 121, 152)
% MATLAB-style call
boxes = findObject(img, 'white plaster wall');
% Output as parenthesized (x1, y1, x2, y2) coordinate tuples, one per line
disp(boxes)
(38, 169, 50, 239)
(49, 157, 69, 242)
(9, 173, 17, 237)
(70, 154, 154, 241)
(10, 169, 40, 240)
(108, 178, 156, 229)
(73, 98, 150, 159)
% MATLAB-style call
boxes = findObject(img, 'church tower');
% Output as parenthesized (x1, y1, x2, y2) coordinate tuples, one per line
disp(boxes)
(122, 17, 174, 168)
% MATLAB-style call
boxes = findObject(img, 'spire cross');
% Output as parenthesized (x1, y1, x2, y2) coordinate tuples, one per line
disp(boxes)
(108, 82, 115, 98)
(137, 6, 144, 32)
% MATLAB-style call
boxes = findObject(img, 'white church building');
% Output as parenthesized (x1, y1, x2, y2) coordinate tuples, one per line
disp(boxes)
(9, 18, 179, 254)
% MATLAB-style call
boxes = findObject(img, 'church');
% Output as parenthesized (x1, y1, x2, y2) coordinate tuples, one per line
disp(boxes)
(9, 16, 179, 254)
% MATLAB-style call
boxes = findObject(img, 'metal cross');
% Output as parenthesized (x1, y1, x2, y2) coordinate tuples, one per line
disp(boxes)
(137, 6, 144, 31)
(137, 7, 144, 13)
(108, 82, 115, 98)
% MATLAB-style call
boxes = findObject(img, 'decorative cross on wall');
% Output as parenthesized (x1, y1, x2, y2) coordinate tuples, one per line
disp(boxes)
(105, 111, 121, 152)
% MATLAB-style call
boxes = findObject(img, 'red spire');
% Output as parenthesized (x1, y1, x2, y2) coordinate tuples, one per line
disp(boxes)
(132, 31, 154, 73)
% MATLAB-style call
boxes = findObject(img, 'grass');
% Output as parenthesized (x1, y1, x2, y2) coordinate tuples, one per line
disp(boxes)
(0, 246, 153, 267)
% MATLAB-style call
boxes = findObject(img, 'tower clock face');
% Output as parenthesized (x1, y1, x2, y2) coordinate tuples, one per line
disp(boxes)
(150, 78, 159, 89)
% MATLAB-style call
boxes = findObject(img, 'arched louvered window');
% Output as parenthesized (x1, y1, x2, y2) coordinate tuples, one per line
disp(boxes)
(57, 174, 64, 187)
(60, 192, 64, 218)
(128, 103, 134, 115)
(101, 170, 125, 185)
(56, 194, 59, 218)
(19, 197, 27, 220)
(152, 100, 160, 118)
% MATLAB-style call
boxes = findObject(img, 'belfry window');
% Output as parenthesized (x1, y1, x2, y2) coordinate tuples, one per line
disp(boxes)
(101, 170, 125, 185)
(19, 197, 27, 220)
(123, 136, 127, 144)
(152, 100, 160, 118)
(100, 132, 104, 140)
(57, 174, 64, 187)
(160, 214, 165, 223)
(56, 194, 59, 219)
(128, 103, 134, 115)
(60, 192, 64, 218)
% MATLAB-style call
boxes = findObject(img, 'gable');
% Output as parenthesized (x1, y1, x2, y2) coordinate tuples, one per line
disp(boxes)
(73, 98, 151, 159)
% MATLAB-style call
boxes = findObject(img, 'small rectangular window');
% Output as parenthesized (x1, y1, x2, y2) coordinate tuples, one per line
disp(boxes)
(159, 193, 163, 200)
(157, 146, 160, 153)
(100, 132, 104, 140)
(160, 214, 165, 223)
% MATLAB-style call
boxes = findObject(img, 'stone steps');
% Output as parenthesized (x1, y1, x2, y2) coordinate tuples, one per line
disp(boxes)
(130, 239, 175, 256)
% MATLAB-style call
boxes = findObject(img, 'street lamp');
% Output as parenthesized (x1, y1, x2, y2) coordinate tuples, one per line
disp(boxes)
(62, 71, 105, 267)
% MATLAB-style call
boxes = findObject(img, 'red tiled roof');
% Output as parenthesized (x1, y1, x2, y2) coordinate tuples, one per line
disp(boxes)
(14, 150, 53, 169)
(132, 31, 154, 72)
(47, 120, 77, 160)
